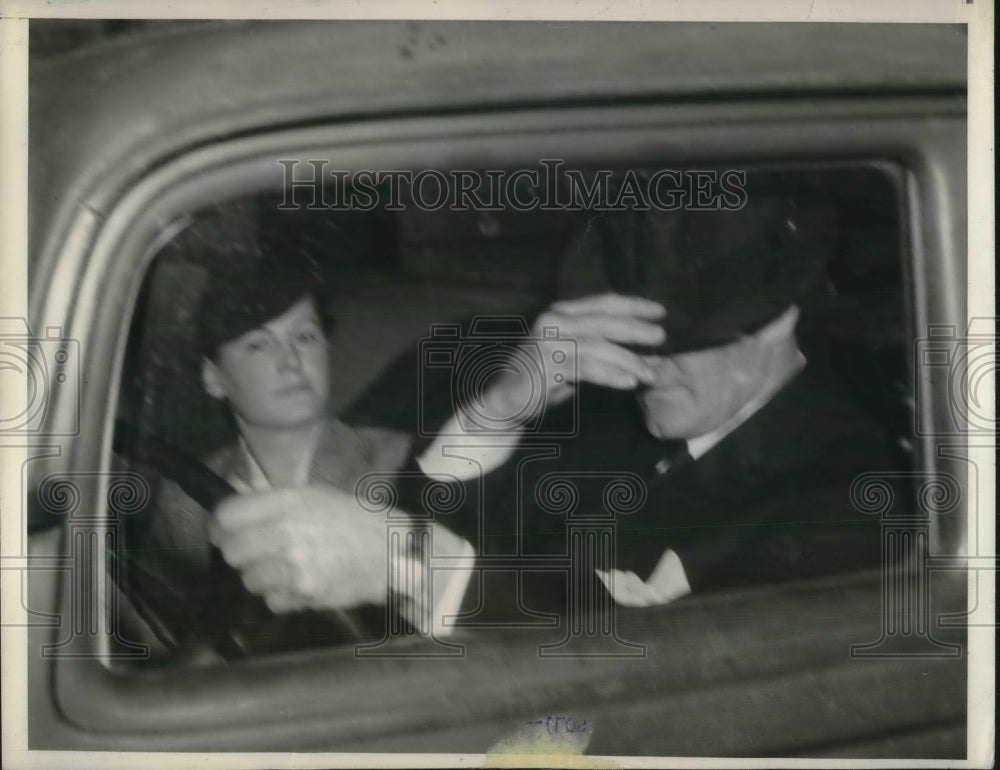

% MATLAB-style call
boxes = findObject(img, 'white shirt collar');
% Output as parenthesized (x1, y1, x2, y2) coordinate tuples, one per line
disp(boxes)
(686, 352, 807, 461)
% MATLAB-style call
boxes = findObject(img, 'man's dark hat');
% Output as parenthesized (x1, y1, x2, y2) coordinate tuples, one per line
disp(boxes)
(595, 191, 837, 354)
(196, 266, 329, 358)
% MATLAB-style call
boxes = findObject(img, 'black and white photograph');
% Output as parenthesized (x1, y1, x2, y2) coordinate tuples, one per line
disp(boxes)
(0, 2, 994, 767)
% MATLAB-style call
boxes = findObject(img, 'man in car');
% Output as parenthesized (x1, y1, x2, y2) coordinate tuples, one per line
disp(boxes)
(138, 266, 473, 654)
(210, 193, 896, 621)
(411, 193, 895, 612)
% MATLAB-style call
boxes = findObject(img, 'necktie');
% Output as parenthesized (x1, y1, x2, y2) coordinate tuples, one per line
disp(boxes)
(650, 441, 693, 479)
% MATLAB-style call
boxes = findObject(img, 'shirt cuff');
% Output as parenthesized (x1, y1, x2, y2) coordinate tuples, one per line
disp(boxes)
(429, 533, 475, 637)
(415, 413, 523, 482)
(395, 522, 475, 637)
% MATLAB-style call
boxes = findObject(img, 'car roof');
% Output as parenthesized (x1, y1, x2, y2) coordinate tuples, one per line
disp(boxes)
(29, 21, 966, 271)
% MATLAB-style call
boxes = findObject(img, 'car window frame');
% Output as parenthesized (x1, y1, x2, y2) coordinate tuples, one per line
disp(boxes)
(31, 96, 967, 746)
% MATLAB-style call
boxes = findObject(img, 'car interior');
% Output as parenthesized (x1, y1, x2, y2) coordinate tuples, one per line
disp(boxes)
(106, 161, 915, 665)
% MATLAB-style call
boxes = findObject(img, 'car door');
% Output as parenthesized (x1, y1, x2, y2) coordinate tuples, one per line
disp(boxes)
(21, 21, 969, 756)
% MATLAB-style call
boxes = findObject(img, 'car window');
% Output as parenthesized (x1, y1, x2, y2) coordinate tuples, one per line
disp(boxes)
(105, 160, 914, 667)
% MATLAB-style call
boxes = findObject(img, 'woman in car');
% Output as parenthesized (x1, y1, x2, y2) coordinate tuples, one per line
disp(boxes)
(134, 265, 415, 656)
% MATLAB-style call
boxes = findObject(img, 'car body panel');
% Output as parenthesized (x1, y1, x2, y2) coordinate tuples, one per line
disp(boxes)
(23, 21, 969, 756)
(29, 21, 966, 288)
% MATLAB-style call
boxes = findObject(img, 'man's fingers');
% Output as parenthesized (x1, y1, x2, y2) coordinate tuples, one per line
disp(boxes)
(553, 313, 666, 347)
(549, 293, 666, 319)
(576, 339, 657, 388)
(577, 366, 640, 391)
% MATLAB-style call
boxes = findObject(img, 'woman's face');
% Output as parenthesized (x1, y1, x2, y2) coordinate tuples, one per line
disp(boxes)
(202, 296, 331, 430)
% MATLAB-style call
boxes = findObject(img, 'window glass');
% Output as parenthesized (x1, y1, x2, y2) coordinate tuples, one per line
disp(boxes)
(110, 162, 912, 666)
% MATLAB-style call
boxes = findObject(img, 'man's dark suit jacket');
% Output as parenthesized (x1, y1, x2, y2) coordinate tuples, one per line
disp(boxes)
(403, 367, 902, 616)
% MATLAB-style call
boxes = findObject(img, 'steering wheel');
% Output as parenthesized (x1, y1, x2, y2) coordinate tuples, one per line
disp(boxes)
(111, 421, 383, 662)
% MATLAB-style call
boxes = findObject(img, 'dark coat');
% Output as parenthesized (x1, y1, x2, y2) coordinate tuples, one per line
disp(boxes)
(404, 368, 901, 616)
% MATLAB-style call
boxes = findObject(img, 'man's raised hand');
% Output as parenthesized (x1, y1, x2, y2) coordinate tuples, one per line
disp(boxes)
(480, 293, 667, 425)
